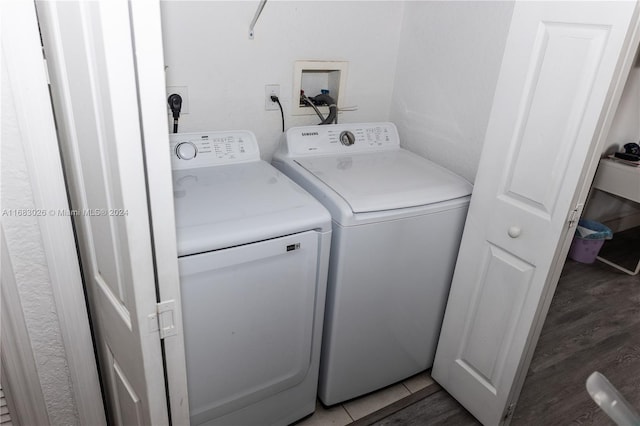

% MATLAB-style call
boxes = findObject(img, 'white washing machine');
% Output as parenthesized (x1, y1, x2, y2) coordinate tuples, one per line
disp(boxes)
(170, 130, 331, 425)
(272, 122, 472, 405)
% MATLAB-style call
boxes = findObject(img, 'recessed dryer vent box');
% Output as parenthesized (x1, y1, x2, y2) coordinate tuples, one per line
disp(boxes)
(292, 61, 348, 116)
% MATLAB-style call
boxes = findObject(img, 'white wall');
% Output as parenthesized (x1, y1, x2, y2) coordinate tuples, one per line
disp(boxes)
(389, 1, 514, 183)
(160, 1, 404, 159)
(601, 56, 640, 153)
(584, 53, 640, 227)
(1, 57, 79, 426)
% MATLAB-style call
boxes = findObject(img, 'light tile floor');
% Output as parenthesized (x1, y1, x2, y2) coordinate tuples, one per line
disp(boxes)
(295, 370, 434, 425)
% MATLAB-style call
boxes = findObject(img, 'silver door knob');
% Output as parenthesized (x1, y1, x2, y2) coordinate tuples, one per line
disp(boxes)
(508, 226, 521, 238)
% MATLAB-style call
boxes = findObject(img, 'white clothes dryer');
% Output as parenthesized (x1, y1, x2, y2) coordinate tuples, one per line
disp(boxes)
(272, 122, 472, 405)
(170, 130, 331, 425)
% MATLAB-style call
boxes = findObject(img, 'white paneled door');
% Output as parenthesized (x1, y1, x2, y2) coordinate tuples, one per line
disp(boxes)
(37, 1, 189, 425)
(432, 2, 640, 425)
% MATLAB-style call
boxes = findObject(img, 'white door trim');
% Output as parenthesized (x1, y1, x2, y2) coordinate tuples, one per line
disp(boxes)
(2, 2, 106, 425)
(128, 1, 191, 423)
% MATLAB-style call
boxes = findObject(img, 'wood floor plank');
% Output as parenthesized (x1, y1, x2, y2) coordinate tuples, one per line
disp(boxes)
(513, 332, 639, 425)
(350, 383, 443, 426)
(370, 389, 479, 426)
(513, 227, 640, 425)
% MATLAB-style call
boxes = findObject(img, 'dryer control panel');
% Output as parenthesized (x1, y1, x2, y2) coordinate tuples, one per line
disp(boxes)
(284, 122, 400, 157)
(170, 130, 260, 170)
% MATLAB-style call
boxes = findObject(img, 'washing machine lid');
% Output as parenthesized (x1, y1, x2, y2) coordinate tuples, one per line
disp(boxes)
(173, 160, 330, 256)
(294, 149, 472, 213)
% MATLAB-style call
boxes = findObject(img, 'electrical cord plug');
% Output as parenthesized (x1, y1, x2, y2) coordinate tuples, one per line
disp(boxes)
(168, 93, 182, 133)
(270, 95, 285, 132)
(168, 94, 182, 119)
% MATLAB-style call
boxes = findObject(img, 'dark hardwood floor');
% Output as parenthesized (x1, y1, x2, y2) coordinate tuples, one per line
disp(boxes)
(512, 227, 640, 425)
(363, 227, 640, 425)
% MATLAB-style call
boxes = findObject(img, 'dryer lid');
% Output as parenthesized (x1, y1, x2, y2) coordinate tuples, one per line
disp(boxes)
(172, 160, 330, 256)
(294, 149, 472, 213)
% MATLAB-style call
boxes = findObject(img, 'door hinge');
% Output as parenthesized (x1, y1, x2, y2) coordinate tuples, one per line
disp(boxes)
(42, 56, 51, 85)
(568, 203, 583, 227)
(148, 300, 178, 339)
(503, 403, 515, 420)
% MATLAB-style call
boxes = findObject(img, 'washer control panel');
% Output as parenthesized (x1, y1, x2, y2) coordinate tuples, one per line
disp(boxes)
(285, 122, 399, 156)
(170, 130, 260, 170)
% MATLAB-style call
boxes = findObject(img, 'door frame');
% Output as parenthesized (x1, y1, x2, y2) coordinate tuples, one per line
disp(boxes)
(1, 230, 50, 426)
(2, 1, 106, 424)
(505, 10, 640, 420)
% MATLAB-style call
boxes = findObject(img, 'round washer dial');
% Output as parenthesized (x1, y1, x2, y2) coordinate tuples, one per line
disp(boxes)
(340, 131, 355, 146)
(176, 141, 197, 160)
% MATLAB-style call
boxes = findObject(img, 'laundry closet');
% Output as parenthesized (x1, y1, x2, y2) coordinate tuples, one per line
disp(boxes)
(158, 3, 511, 424)
(161, 3, 640, 423)
(27, 1, 640, 425)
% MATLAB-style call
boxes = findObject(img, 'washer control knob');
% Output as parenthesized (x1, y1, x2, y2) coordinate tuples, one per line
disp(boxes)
(340, 131, 355, 146)
(176, 142, 197, 160)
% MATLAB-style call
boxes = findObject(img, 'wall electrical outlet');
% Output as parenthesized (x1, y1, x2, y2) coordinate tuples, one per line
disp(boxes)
(166, 86, 189, 114)
(265, 84, 280, 111)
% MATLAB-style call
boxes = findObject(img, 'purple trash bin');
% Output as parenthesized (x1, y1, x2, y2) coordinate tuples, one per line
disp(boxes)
(567, 219, 613, 264)
(568, 237, 606, 264)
